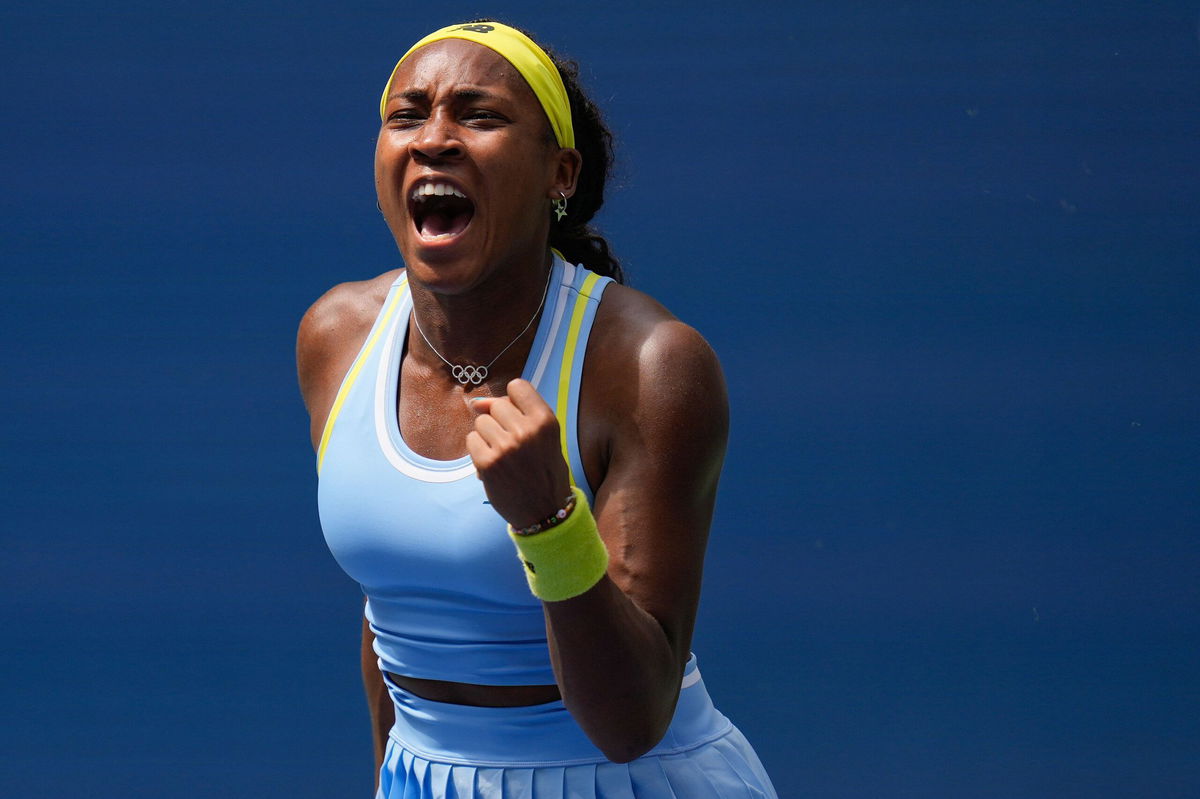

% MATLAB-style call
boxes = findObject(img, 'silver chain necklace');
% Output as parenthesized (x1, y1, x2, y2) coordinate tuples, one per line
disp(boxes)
(410, 266, 555, 386)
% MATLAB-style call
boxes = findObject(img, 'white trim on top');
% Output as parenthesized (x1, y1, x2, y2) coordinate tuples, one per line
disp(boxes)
(373, 296, 477, 483)
(528, 261, 575, 388)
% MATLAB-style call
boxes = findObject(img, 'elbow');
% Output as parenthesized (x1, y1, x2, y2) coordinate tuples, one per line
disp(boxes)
(592, 716, 672, 764)
(557, 647, 684, 763)
(602, 744, 654, 765)
(599, 739, 656, 765)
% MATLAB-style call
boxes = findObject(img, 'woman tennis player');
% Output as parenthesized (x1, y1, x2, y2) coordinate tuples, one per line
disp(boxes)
(297, 21, 778, 798)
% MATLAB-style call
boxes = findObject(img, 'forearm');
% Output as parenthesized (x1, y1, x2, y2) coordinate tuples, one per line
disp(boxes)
(504, 476, 704, 763)
(543, 576, 686, 763)
(467, 374, 716, 762)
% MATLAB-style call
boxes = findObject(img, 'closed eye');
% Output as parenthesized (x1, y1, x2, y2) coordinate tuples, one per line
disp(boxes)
(463, 109, 508, 126)
(387, 109, 426, 127)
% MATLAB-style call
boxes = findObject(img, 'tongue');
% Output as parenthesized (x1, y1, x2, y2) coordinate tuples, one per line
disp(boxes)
(421, 209, 471, 238)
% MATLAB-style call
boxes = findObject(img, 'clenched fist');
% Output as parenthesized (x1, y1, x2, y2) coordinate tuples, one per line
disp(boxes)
(466, 379, 573, 530)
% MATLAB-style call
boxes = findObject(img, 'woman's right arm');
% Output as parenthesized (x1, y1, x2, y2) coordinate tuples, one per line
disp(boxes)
(363, 610, 395, 784)
(297, 273, 398, 789)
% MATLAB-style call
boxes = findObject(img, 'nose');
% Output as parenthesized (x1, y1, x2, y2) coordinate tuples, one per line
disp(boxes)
(410, 110, 463, 163)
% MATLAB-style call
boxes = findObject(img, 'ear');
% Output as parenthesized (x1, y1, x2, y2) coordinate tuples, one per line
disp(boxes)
(550, 147, 583, 200)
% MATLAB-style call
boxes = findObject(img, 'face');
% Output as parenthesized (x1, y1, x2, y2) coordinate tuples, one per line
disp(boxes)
(375, 39, 580, 293)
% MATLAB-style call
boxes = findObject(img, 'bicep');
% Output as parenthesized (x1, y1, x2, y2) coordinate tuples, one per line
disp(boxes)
(591, 322, 729, 658)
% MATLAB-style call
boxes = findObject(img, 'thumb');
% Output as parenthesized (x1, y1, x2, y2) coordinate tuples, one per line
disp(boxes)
(465, 396, 498, 414)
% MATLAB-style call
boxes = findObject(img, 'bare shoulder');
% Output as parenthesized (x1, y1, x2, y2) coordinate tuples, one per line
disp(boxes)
(296, 269, 402, 449)
(297, 269, 401, 358)
(581, 282, 729, 492)
(590, 282, 728, 412)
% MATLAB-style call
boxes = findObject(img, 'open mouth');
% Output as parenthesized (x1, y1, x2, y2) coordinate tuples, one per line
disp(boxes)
(409, 181, 475, 241)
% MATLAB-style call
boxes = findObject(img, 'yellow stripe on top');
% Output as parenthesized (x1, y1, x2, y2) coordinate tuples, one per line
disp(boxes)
(317, 280, 408, 474)
(556, 272, 602, 487)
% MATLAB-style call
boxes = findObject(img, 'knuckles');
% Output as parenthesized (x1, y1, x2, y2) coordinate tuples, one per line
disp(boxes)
(470, 407, 560, 472)
(468, 383, 562, 483)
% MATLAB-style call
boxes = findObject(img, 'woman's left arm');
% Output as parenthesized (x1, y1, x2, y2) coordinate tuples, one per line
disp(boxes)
(468, 308, 729, 763)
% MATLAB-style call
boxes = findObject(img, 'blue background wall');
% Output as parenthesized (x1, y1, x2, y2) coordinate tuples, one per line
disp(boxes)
(2, 2, 1197, 796)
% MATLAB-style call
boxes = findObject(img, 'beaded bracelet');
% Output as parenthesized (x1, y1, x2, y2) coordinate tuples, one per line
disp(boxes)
(510, 491, 577, 536)
(508, 486, 609, 602)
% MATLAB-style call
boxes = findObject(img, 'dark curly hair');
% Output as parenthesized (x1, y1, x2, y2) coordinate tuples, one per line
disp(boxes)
(470, 20, 625, 284)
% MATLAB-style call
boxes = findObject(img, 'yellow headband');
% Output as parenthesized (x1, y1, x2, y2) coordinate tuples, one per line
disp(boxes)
(379, 22, 574, 150)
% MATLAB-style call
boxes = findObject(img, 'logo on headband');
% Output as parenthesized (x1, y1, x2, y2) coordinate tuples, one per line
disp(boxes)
(454, 24, 494, 33)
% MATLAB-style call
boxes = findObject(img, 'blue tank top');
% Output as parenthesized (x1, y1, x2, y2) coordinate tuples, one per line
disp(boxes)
(317, 257, 613, 685)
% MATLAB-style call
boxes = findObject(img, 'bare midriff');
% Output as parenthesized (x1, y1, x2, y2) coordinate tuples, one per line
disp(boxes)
(387, 672, 562, 707)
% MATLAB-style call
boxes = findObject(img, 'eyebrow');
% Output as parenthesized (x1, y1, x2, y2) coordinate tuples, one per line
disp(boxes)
(387, 88, 498, 103)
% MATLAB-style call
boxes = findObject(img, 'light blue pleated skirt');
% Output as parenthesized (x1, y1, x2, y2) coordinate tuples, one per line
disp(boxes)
(377, 656, 777, 799)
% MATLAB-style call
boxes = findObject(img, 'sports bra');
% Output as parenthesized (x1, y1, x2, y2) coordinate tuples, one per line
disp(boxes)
(317, 257, 613, 685)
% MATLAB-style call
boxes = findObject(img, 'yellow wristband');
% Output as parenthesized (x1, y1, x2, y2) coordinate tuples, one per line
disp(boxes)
(508, 486, 608, 602)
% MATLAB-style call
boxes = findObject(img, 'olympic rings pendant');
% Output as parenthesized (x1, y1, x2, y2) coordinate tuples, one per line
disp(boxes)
(451, 364, 489, 385)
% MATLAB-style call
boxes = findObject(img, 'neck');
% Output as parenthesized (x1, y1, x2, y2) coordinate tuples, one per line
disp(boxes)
(406, 249, 556, 380)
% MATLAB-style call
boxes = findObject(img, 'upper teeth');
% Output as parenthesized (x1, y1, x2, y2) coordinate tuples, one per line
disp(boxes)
(411, 182, 466, 201)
